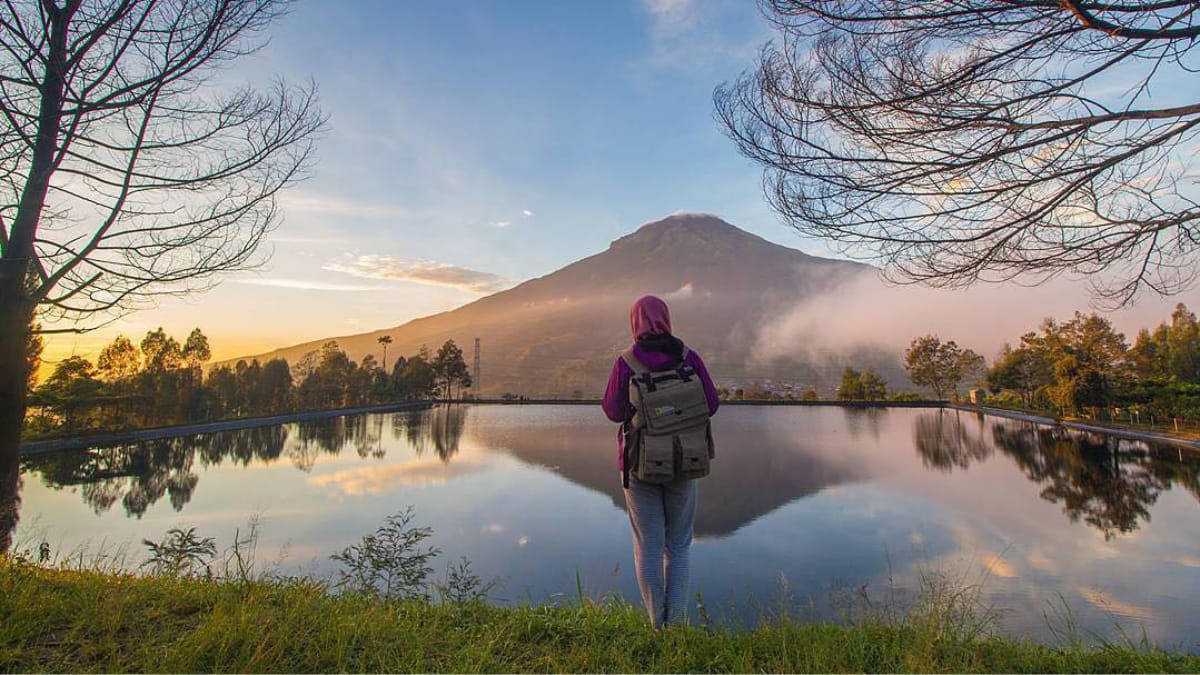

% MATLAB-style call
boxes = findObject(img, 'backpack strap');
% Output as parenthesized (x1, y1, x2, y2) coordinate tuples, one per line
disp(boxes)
(622, 344, 689, 373)
(620, 348, 649, 374)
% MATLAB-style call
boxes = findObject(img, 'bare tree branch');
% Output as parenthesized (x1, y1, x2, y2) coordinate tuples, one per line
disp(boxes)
(716, 0, 1200, 307)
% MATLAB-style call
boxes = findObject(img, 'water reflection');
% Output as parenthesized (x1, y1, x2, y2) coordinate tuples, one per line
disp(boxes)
(913, 409, 993, 471)
(911, 410, 1200, 540)
(1, 451, 19, 553)
(842, 407, 884, 442)
(18, 411, 448, 518)
(395, 406, 467, 462)
(473, 413, 866, 537)
(17, 405, 1200, 546)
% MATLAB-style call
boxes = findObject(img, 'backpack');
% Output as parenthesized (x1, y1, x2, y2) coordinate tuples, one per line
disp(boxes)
(621, 346, 715, 487)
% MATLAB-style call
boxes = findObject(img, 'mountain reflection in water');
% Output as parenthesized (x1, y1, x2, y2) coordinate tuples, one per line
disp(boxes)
(12, 405, 1199, 547)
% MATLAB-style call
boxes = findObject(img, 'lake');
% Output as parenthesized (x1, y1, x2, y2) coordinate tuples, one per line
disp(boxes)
(10, 404, 1200, 651)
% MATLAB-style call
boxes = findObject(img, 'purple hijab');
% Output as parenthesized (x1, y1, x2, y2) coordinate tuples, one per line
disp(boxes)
(630, 295, 672, 339)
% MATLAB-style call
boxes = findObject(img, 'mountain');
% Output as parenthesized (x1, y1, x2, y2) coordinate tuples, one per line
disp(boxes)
(226, 213, 882, 397)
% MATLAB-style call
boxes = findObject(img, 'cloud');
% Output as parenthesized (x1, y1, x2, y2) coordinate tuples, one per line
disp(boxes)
(492, 221, 512, 228)
(522, 210, 533, 217)
(324, 255, 513, 294)
(752, 272, 1191, 365)
(230, 278, 387, 292)
(663, 282, 694, 300)
(643, 0, 697, 33)
(308, 457, 490, 496)
(639, 0, 765, 72)
(281, 192, 414, 219)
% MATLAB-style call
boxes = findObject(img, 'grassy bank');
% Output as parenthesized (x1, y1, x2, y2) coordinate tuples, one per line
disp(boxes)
(1, 559, 1196, 673)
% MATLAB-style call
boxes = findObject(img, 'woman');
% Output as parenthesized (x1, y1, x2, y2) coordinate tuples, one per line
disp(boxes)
(602, 294, 719, 627)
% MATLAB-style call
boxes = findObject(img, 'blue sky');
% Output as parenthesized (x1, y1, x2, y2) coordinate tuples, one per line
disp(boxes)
(40, 0, 1195, 370)
(46, 0, 798, 364)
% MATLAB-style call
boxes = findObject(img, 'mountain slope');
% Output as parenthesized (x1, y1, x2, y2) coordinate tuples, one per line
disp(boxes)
(228, 213, 876, 396)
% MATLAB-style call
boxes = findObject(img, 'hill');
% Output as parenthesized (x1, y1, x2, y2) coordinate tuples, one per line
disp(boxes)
(225, 213, 885, 397)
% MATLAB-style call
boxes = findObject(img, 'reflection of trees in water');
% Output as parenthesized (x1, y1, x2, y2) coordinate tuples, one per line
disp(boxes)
(990, 425, 1191, 540)
(912, 410, 994, 471)
(394, 405, 466, 462)
(1149, 450, 1200, 504)
(288, 415, 387, 470)
(197, 425, 288, 467)
(23, 436, 199, 518)
(22, 424, 289, 516)
(911, 413, 1200, 540)
(842, 407, 884, 441)
(19, 408, 449, 520)
(290, 417, 353, 471)
(1, 452, 20, 554)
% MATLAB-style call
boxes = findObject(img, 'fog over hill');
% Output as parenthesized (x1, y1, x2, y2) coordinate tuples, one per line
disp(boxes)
(226, 213, 894, 397)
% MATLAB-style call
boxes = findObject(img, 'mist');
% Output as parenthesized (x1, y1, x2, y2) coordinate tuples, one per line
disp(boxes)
(752, 271, 1195, 366)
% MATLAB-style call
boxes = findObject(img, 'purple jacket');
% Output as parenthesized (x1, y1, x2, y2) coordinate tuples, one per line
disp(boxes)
(602, 344, 720, 470)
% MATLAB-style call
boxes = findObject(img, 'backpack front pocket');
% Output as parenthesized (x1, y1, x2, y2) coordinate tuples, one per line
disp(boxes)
(636, 433, 676, 483)
(675, 422, 712, 479)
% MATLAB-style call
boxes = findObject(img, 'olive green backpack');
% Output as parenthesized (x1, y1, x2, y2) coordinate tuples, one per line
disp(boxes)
(621, 347, 714, 487)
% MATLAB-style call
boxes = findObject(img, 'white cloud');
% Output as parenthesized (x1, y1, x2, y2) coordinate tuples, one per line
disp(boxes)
(752, 272, 1191, 365)
(639, 0, 765, 72)
(492, 220, 512, 228)
(663, 282, 694, 300)
(230, 278, 387, 292)
(522, 210, 533, 217)
(643, 0, 697, 33)
(324, 255, 513, 294)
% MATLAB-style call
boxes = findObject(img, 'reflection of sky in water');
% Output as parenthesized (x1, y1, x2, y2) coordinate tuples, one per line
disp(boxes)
(15, 405, 1200, 652)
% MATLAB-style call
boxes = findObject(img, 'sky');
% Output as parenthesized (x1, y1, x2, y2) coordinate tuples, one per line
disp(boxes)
(38, 0, 1198, 376)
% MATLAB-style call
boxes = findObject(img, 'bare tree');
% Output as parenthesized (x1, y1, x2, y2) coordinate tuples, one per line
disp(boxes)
(716, 1, 1200, 307)
(0, 0, 324, 467)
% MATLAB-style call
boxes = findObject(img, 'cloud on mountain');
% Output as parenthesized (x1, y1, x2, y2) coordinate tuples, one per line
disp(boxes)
(325, 255, 512, 294)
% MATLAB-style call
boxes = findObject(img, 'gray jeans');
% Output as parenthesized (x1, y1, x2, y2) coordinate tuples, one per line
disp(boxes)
(623, 475, 698, 627)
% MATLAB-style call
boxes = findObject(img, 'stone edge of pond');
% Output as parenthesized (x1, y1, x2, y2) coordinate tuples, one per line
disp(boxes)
(948, 404, 1200, 451)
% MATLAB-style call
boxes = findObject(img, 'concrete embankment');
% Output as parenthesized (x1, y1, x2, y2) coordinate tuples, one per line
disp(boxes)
(948, 404, 1200, 451)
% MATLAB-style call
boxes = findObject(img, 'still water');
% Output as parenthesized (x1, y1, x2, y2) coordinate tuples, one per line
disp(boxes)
(14, 405, 1200, 651)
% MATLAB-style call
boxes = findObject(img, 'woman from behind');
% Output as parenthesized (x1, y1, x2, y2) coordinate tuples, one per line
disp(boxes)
(602, 294, 719, 627)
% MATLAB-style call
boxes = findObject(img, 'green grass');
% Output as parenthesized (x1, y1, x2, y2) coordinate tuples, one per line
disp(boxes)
(1, 559, 1197, 673)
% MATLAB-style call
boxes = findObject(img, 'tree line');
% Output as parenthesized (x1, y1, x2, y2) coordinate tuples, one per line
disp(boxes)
(899, 303, 1200, 423)
(25, 331, 471, 439)
(720, 303, 1200, 426)
(985, 304, 1200, 422)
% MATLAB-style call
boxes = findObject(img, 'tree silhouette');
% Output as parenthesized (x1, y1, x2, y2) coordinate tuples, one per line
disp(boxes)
(378, 335, 393, 373)
(716, 0, 1200, 307)
(0, 0, 325, 467)
(433, 340, 470, 400)
(904, 335, 985, 400)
